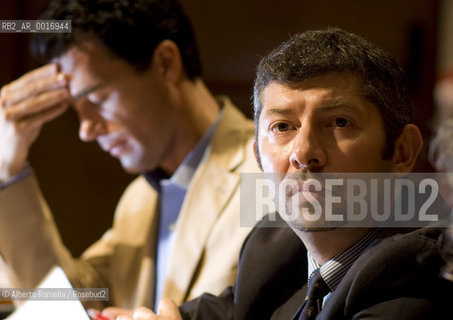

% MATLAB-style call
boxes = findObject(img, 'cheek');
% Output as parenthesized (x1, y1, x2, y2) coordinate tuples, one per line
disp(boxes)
(124, 128, 147, 148)
(259, 138, 292, 173)
(336, 137, 389, 171)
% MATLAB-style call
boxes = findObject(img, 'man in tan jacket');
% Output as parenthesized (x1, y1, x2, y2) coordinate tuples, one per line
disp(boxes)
(0, 0, 258, 309)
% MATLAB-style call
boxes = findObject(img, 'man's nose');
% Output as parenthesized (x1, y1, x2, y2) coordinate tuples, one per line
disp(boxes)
(74, 102, 107, 142)
(289, 124, 326, 171)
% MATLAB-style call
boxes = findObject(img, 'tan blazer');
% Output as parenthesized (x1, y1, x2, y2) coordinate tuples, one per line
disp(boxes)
(0, 98, 259, 309)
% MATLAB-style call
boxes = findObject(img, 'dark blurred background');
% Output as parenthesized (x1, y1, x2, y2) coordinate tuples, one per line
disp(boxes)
(0, 0, 445, 256)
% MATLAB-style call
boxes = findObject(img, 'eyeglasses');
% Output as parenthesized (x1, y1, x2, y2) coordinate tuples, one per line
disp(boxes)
(72, 83, 104, 101)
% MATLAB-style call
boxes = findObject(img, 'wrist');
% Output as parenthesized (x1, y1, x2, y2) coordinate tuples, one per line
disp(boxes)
(0, 163, 31, 188)
(0, 161, 28, 184)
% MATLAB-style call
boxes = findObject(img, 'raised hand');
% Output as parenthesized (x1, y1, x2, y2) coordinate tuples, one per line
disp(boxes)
(0, 64, 70, 182)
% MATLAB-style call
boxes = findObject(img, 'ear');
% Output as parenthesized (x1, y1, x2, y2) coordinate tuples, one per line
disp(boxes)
(391, 124, 423, 173)
(150, 40, 184, 84)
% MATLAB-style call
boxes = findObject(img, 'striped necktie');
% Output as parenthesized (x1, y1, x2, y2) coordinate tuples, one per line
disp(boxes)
(299, 268, 330, 320)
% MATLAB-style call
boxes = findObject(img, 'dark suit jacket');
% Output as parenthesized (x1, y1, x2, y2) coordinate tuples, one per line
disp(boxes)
(283, 227, 453, 320)
(180, 215, 453, 320)
(179, 214, 307, 319)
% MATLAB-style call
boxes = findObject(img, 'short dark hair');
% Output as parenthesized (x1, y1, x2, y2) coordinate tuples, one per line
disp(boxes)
(31, 0, 202, 79)
(253, 28, 413, 159)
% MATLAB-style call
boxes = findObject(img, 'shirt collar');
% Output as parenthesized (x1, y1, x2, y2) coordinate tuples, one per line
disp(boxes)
(307, 228, 383, 291)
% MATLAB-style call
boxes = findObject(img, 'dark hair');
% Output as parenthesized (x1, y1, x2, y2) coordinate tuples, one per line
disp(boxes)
(253, 28, 413, 159)
(31, 0, 202, 79)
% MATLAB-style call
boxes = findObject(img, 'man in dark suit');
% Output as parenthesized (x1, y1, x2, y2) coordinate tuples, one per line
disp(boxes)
(105, 28, 452, 320)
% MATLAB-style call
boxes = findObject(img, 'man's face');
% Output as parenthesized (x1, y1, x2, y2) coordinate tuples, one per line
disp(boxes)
(256, 73, 395, 230)
(56, 41, 178, 173)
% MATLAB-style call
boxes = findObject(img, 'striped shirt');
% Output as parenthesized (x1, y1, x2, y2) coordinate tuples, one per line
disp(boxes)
(307, 228, 383, 302)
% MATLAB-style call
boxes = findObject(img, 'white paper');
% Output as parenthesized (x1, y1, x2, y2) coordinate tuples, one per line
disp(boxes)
(6, 266, 90, 320)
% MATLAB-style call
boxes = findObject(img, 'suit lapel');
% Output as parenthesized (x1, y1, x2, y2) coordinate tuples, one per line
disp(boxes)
(270, 284, 308, 320)
(108, 177, 159, 308)
(291, 300, 307, 320)
(162, 100, 249, 304)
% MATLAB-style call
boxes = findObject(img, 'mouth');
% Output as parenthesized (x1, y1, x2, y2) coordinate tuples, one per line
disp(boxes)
(286, 178, 333, 203)
(295, 187, 325, 203)
(105, 140, 128, 157)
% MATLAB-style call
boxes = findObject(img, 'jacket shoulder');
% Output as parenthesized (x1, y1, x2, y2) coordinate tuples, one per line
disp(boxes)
(320, 228, 453, 319)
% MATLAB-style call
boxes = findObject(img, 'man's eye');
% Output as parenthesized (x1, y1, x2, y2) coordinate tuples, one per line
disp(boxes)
(270, 122, 293, 132)
(334, 118, 349, 127)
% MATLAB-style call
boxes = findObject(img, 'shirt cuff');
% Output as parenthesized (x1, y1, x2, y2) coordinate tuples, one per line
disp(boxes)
(0, 165, 32, 190)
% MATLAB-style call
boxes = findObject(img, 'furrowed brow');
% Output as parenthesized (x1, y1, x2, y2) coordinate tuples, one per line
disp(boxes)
(318, 101, 360, 113)
(265, 107, 296, 116)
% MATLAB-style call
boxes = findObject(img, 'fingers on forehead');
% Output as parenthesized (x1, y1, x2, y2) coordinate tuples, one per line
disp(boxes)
(2, 64, 59, 94)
